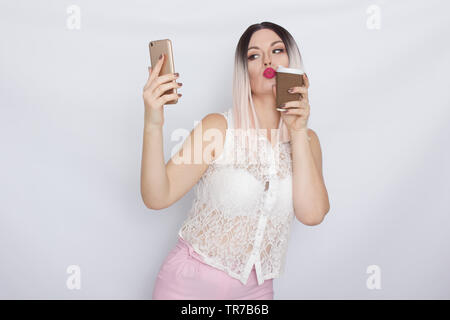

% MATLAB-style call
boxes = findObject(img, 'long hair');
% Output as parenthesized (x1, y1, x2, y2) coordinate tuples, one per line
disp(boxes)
(231, 21, 306, 164)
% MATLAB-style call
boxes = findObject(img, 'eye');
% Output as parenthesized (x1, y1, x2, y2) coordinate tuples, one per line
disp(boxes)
(247, 48, 285, 60)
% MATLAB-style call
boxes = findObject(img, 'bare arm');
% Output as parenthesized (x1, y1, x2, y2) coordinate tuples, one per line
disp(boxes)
(140, 53, 228, 210)
(140, 113, 227, 210)
(140, 123, 170, 209)
(291, 128, 330, 225)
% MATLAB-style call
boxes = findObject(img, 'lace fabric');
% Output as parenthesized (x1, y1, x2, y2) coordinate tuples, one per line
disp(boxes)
(178, 107, 295, 285)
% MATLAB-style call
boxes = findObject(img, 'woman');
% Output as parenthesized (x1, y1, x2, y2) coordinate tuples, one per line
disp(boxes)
(141, 21, 330, 300)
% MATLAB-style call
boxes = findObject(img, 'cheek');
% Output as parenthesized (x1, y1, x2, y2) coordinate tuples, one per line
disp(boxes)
(248, 64, 258, 78)
(248, 66, 261, 85)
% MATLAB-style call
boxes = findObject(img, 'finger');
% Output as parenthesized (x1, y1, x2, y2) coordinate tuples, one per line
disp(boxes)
(150, 72, 180, 95)
(277, 101, 291, 109)
(281, 104, 308, 110)
(155, 80, 182, 97)
(289, 86, 308, 102)
(150, 53, 165, 82)
(278, 100, 304, 109)
(278, 107, 301, 114)
(144, 66, 153, 90)
(281, 106, 308, 113)
(288, 86, 308, 94)
(287, 105, 309, 113)
(281, 100, 309, 112)
(144, 54, 173, 93)
(157, 91, 181, 105)
(303, 73, 310, 88)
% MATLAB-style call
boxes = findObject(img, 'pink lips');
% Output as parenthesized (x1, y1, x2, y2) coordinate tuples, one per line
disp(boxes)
(263, 67, 276, 79)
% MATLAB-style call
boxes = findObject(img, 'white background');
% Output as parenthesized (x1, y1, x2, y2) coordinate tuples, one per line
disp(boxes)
(1, 0, 449, 299)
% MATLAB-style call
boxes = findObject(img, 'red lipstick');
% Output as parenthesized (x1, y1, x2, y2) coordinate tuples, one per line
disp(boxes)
(263, 67, 276, 79)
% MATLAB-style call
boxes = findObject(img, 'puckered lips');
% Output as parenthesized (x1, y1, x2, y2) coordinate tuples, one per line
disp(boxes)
(263, 67, 276, 79)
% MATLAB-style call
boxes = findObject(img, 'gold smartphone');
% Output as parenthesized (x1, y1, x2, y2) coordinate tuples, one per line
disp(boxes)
(149, 39, 178, 105)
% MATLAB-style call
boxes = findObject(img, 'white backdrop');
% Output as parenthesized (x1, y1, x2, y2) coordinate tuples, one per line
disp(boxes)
(1, 0, 449, 299)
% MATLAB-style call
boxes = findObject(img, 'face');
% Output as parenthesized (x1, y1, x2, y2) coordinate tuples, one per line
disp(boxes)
(247, 29, 289, 95)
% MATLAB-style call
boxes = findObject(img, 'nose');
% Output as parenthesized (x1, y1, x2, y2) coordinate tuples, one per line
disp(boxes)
(264, 56, 272, 66)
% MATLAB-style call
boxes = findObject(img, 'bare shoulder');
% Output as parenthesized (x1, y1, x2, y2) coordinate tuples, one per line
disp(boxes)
(200, 112, 228, 160)
(202, 112, 228, 133)
(307, 128, 321, 150)
(307, 128, 319, 142)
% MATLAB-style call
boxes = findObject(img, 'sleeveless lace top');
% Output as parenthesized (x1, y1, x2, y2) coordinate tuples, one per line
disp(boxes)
(178, 107, 295, 285)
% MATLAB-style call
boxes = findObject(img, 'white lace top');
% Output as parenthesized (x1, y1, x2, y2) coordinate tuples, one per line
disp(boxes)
(178, 107, 296, 285)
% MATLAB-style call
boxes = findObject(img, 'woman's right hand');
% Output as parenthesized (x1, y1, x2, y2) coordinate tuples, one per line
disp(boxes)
(143, 53, 182, 127)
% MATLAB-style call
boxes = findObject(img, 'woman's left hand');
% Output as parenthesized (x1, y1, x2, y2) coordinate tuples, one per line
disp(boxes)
(274, 73, 310, 132)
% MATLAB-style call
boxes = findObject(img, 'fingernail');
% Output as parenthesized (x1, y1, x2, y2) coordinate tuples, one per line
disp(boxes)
(287, 88, 293, 93)
(276, 108, 287, 112)
(159, 53, 163, 60)
(174, 72, 179, 77)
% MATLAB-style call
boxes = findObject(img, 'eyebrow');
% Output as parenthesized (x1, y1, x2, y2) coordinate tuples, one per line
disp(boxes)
(248, 40, 284, 51)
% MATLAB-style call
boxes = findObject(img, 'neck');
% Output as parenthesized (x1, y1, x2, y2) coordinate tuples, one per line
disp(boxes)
(252, 93, 280, 133)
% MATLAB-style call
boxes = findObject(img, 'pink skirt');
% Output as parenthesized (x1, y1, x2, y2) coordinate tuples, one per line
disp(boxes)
(152, 236, 274, 300)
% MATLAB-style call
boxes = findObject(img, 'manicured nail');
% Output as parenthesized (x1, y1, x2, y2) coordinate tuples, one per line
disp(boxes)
(287, 88, 294, 93)
(174, 72, 179, 77)
(159, 53, 163, 60)
(276, 108, 287, 112)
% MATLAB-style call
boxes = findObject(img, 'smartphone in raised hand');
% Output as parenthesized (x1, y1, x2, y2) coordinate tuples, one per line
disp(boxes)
(149, 39, 178, 104)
